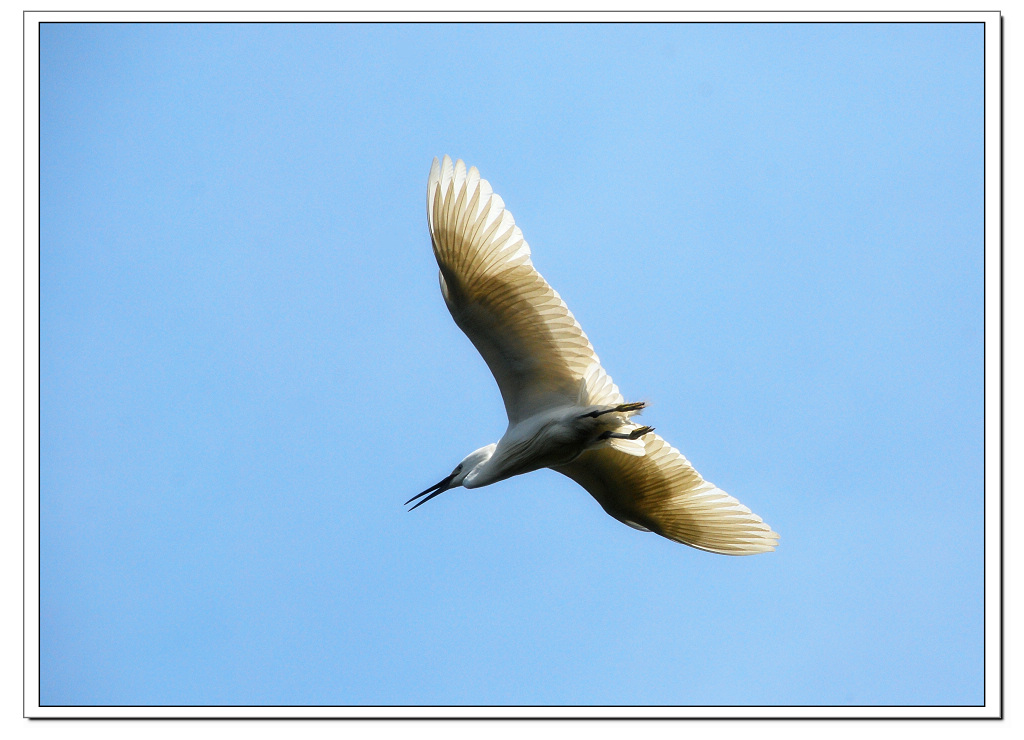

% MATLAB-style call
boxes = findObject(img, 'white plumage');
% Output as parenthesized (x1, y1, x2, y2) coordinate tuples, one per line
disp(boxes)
(407, 156, 779, 556)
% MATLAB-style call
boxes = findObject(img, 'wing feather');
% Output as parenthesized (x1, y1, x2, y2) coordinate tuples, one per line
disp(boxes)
(553, 432, 779, 555)
(427, 155, 620, 423)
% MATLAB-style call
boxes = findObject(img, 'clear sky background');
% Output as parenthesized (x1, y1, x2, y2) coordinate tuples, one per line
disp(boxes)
(39, 22, 984, 707)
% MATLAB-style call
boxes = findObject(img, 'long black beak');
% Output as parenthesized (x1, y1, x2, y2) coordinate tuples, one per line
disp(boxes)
(405, 471, 457, 511)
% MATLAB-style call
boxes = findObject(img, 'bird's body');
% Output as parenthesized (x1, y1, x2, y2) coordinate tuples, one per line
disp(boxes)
(463, 402, 646, 489)
(408, 156, 779, 555)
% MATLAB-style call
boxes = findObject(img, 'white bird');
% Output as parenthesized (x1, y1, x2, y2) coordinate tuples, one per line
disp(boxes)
(407, 156, 779, 555)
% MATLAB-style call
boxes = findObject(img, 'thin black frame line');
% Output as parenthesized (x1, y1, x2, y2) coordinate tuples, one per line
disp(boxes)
(24, 716, 1007, 720)
(997, 12, 1005, 722)
(28, 19, 998, 25)
(21, 9, 1008, 14)
(22, 4, 27, 724)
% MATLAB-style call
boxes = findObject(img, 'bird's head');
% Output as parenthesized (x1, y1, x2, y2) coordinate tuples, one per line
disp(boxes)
(406, 443, 497, 511)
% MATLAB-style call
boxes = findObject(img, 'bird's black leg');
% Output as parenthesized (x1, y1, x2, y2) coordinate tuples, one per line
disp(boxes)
(582, 401, 647, 419)
(599, 425, 654, 441)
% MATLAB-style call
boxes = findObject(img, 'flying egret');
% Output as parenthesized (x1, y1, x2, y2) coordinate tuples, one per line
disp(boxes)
(407, 156, 779, 555)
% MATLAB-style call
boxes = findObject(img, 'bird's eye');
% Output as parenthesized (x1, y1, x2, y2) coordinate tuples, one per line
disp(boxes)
(455, 464, 463, 473)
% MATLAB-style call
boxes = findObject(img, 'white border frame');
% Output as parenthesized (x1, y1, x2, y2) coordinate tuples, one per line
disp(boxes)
(22, 9, 1003, 720)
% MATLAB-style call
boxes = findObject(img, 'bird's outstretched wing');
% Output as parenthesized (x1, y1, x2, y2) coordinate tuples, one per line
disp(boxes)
(427, 155, 621, 423)
(553, 432, 779, 555)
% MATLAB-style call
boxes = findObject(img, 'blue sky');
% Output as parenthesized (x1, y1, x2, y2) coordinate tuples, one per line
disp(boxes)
(39, 22, 985, 707)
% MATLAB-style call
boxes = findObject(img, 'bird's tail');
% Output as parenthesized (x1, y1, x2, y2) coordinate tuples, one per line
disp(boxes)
(578, 364, 622, 407)
(578, 366, 649, 456)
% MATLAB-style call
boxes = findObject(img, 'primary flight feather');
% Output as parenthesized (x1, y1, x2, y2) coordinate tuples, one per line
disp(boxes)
(408, 155, 779, 555)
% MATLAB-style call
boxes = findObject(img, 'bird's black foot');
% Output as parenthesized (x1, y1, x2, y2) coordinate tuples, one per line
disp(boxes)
(583, 401, 647, 419)
(599, 425, 654, 441)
